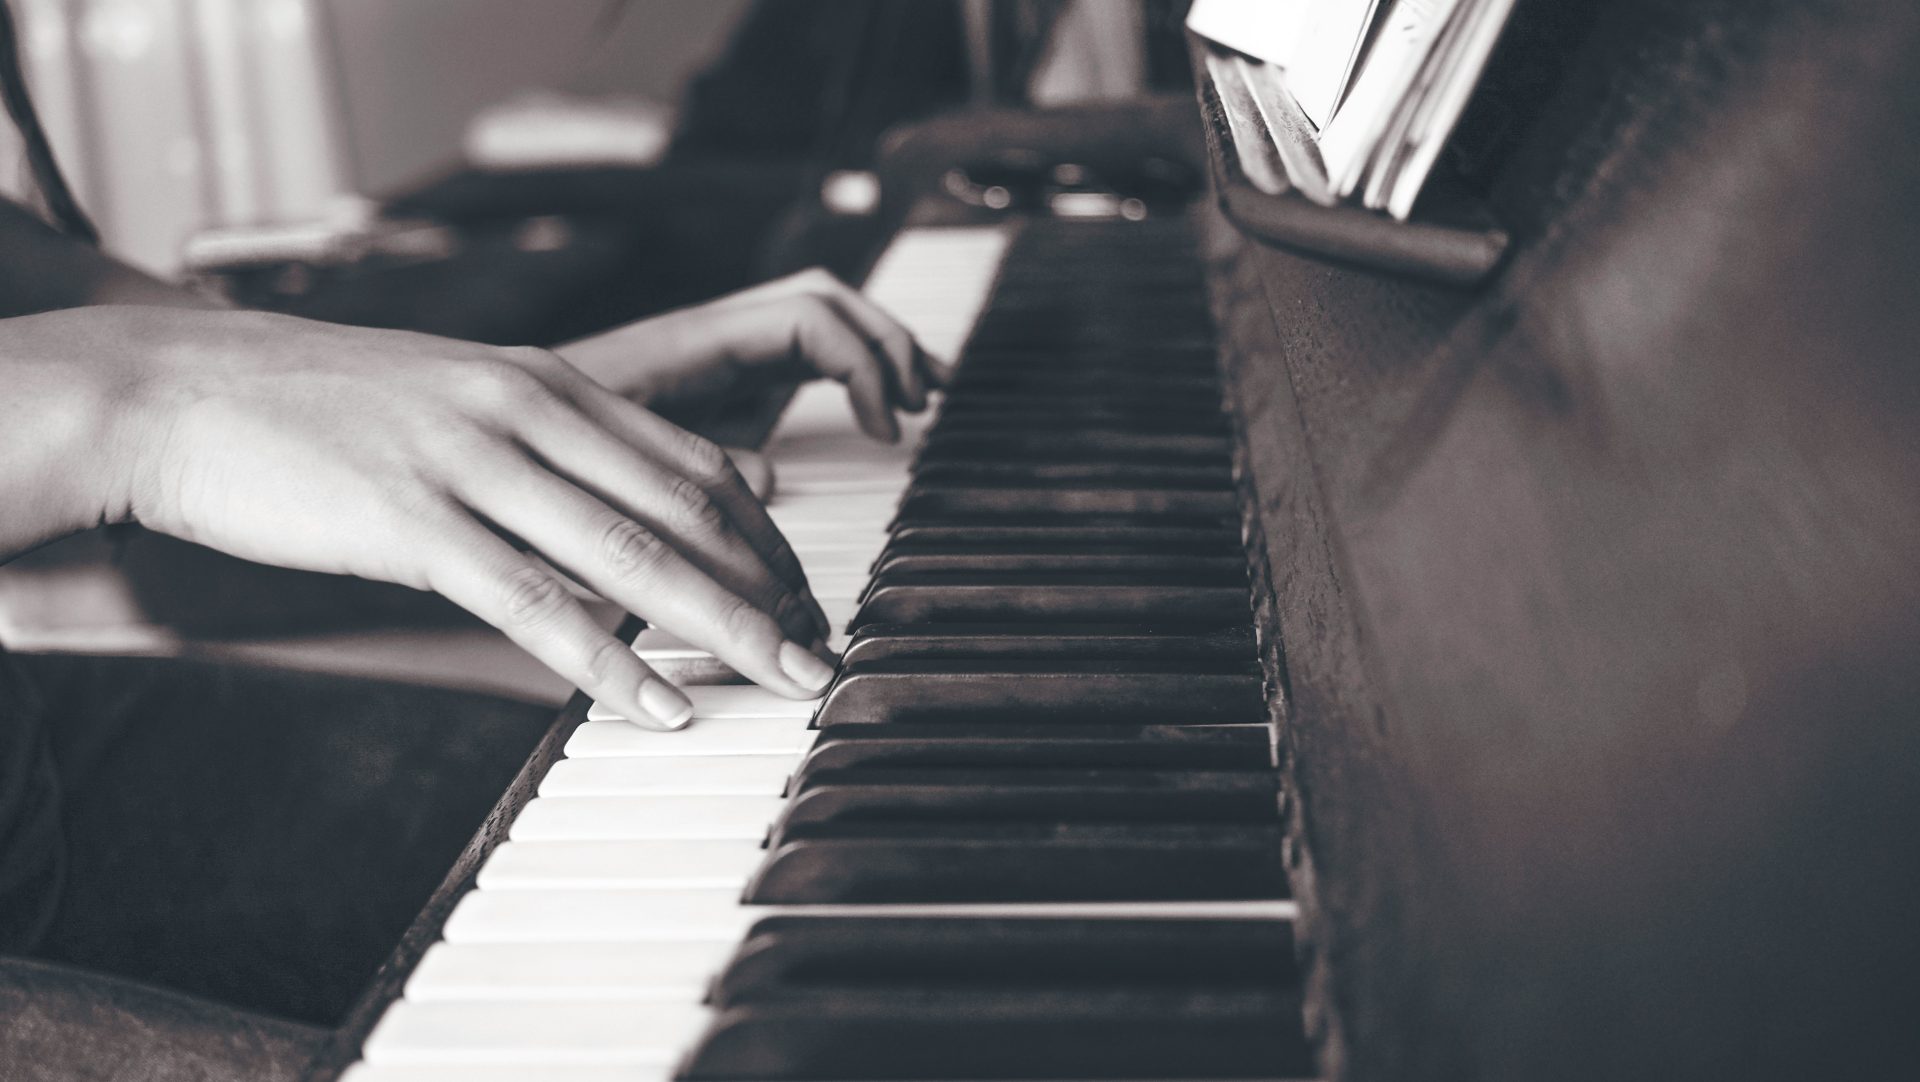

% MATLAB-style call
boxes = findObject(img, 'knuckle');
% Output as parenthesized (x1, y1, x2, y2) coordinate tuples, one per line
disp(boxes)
(505, 345, 567, 375)
(665, 475, 728, 537)
(582, 636, 631, 688)
(772, 589, 809, 629)
(499, 565, 570, 628)
(459, 359, 543, 412)
(718, 593, 769, 644)
(600, 518, 667, 581)
(678, 435, 732, 487)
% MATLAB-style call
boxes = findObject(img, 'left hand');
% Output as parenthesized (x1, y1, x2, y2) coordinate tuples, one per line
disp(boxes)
(557, 268, 945, 447)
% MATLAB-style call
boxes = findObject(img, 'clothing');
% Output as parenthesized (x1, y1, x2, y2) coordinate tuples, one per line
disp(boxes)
(0, 650, 552, 1079)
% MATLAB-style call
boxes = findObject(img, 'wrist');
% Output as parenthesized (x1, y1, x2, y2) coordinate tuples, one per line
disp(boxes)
(0, 312, 140, 556)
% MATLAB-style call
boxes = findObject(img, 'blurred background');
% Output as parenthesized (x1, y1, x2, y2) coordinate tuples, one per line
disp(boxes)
(0, 0, 1198, 698)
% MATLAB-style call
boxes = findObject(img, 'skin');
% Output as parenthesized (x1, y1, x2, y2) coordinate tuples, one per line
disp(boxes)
(0, 199, 946, 729)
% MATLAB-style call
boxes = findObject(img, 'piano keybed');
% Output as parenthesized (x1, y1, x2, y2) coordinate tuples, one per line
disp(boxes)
(339, 218, 1310, 1081)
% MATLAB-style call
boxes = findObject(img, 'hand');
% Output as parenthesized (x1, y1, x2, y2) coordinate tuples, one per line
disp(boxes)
(12, 306, 836, 729)
(558, 268, 946, 446)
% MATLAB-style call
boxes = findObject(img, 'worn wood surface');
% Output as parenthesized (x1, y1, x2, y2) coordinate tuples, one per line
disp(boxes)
(1208, 1, 1920, 1079)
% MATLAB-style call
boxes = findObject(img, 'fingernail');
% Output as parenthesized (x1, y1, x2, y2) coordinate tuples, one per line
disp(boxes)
(637, 677, 694, 730)
(779, 640, 836, 693)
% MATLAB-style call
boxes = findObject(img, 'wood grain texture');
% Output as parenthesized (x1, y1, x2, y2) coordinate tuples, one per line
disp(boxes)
(1210, 2, 1920, 1079)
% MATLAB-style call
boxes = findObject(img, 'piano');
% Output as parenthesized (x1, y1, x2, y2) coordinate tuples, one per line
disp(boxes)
(313, 1, 1920, 1079)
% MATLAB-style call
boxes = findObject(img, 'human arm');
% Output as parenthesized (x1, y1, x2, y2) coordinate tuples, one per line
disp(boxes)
(0, 305, 835, 728)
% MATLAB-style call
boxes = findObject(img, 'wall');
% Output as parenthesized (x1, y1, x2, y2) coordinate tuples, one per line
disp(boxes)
(323, 0, 752, 196)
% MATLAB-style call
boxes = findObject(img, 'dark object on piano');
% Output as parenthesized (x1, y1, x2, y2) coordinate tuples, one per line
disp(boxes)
(1204, 0, 1920, 1079)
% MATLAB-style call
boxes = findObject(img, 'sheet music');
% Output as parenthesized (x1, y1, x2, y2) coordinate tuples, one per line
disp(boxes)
(1380, 0, 1517, 217)
(1284, 0, 1384, 129)
(1314, 0, 1464, 197)
(1184, 0, 1312, 68)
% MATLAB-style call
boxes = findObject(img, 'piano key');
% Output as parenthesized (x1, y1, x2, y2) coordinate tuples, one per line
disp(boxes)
(917, 429, 1233, 461)
(443, 887, 1296, 943)
(746, 822, 1289, 904)
(771, 768, 1281, 836)
(897, 483, 1239, 519)
(837, 623, 1257, 665)
(854, 572, 1252, 624)
(710, 915, 1296, 1003)
(361, 1001, 708, 1066)
(476, 839, 767, 890)
(817, 661, 1265, 726)
(405, 939, 732, 1001)
(794, 722, 1275, 776)
(508, 795, 786, 841)
(343, 1067, 664, 1082)
(586, 685, 818, 723)
(565, 718, 815, 758)
(538, 755, 795, 797)
(682, 990, 1311, 1082)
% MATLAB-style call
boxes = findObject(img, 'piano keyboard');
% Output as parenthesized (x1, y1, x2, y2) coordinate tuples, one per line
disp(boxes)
(339, 219, 1310, 1081)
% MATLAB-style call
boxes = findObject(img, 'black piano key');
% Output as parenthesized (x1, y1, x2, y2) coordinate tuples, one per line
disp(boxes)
(852, 572, 1249, 626)
(711, 916, 1296, 1005)
(928, 415, 1230, 440)
(837, 623, 1255, 665)
(945, 371, 1224, 398)
(794, 723, 1275, 777)
(770, 767, 1280, 841)
(681, 988, 1311, 1080)
(817, 660, 1264, 726)
(895, 484, 1238, 519)
(743, 821, 1289, 905)
(911, 459, 1235, 488)
(917, 429, 1232, 462)
(871, 546, 1246, 576)
(885, 517, 1241, 550)
(937, 386, 1224, 411)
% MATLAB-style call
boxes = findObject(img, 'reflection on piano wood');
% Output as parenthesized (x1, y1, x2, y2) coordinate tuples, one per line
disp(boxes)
(327, 218, 1313, 1081)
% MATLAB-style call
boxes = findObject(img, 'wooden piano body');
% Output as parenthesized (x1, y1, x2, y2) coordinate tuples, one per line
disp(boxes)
(1210, 0, 1920, 1078)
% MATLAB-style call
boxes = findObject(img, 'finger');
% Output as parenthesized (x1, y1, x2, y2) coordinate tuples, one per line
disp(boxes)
(756, 269, 930, 410)
(493, 399, 822, 646)
(419, 513, 695, 730)
(816, 287, 927, 410)
(782, 296, 900, 442)
(539, 373, 830, 638)
(472, 460, 835, 699)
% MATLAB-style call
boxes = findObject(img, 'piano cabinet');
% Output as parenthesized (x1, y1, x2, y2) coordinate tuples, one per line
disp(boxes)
(1205, 1, 1920, 1080)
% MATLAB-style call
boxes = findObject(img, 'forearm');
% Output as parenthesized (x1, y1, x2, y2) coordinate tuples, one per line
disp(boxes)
(0, 198, 224, 317)
(0, 310, 124, 560)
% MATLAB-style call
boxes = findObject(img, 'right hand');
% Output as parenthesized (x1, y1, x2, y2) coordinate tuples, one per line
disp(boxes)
(27, 306, 837, 729)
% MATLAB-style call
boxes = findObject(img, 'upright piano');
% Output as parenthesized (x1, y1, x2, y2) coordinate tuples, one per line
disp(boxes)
(311, 1, 1920, 1078)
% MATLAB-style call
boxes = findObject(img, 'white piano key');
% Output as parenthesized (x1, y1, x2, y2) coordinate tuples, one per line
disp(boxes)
(797, 570, 873, 598)
(443, 887, 758, 943)
(509, 795, 786, 842)
(476, 839, 765, 890)
(586, 685, 817, 724)
(362, 1001, 707, 1066)
(538, 755, 794, 797)
(405, 940, 733, 1001)
(446, 889, 1300, 945)
(565, 718, 815, 758)
(344, 1067, 664, 1082)
(684, 685, 820, 719)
